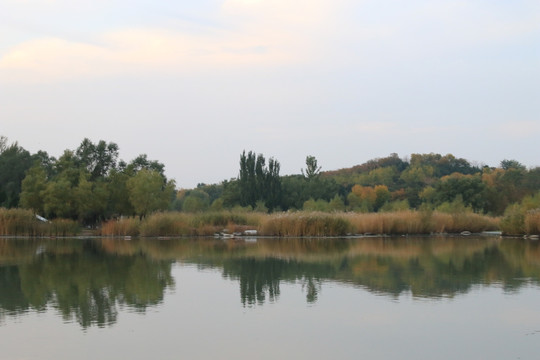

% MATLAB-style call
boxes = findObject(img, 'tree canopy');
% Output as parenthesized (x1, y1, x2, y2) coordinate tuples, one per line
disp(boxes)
(2, 134, 540, 221)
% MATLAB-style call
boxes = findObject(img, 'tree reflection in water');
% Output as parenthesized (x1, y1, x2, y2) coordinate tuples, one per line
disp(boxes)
(1, 236, 540, 326)
(0, 240, 174, 328)
(222, 257, 328, 306)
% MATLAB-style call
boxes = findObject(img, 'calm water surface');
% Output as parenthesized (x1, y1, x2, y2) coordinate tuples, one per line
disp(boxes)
(1, 236, 540, 359)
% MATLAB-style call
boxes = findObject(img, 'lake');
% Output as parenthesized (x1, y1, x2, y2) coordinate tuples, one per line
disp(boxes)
(1, 236, 539, 359)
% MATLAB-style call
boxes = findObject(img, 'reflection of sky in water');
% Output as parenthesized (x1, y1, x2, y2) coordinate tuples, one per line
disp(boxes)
(2, 264, 540, 360)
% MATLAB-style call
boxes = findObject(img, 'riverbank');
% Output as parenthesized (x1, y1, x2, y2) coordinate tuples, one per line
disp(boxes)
(9, 207, 540, 238)
(100, 210, 501, 237)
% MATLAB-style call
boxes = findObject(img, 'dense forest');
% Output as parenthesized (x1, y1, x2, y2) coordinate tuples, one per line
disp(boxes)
(1, 136, 540, 228)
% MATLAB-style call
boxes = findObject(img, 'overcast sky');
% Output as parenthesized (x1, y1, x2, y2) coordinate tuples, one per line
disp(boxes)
(1, 0, 539, 188)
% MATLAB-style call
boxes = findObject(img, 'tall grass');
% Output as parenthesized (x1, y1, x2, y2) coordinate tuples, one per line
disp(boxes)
(0, 208, 493, 238)
(0, 208, 38, 236)
(525, 209, 540, 235)
(100, 217, 141, 236)
(99, 209, 499, 237)
(0, 208, 80, 236)
(260, 212, 351, 237)
(100, 212, 264, 237)
(500, 192, 540, 236)
(343, 210, 498, 235)
(47, 219, 81, 237)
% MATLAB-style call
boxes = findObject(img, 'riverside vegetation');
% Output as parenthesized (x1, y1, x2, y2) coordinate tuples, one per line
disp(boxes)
(0, 136, 539, 236)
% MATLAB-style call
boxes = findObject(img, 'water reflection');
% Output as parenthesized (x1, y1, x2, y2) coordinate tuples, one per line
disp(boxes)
(1, 236, 540, 327)
(0, 239, 174, 328)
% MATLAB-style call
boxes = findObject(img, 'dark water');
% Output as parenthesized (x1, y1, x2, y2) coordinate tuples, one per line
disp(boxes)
(1, 236, 540, 359)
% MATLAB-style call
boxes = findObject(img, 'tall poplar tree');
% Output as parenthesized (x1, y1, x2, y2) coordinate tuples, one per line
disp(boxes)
(238, 150, 281, 211)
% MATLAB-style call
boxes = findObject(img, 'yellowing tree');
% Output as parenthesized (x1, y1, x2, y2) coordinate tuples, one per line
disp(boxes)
(348, 185, 376, 212)
(373, 185, 391, 210)
(348, 184, 391, 212)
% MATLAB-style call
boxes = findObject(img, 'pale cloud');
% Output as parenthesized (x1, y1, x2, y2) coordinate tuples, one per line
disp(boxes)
(351, 122, 458, 137)
(334, 1, 540, 67)
(353, 121, 400, 135)
(0, 29, 292, 82)
(495, 121, 540, 139)
(1, 0, 538, 187)
(0, 0, 344, 83)
(3, 0, 538, 82)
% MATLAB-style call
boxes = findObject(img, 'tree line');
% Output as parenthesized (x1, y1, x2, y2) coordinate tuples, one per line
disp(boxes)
(179, 153, 540, 217)
(2, 135, 540, 223)
(0, 136, 174, 224)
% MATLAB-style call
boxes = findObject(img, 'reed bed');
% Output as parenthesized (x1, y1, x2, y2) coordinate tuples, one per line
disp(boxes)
(525, 209, 540, 235)
(100, 212, 264, 237)
(101, 210, 499, 237)
(100, 217, 141, 236)
(3, 207, 500, 237)
(260, 212, 351, 237)
(0, 208, 80, 236)
(0, 208, 37, 236)
(344, 210, 498, 235)
(46, 219, 81, 237)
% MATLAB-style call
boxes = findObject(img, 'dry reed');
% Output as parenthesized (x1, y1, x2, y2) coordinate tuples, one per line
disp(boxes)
(0, 208, 80, 236)
(525, 209, 540, 235)
(1, 208, 498, 238)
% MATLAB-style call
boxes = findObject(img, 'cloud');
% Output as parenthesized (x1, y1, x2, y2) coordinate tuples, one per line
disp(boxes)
(494, 121, 540, 139)
(2, 0, 538, 83)
(0, 0, 345, 83)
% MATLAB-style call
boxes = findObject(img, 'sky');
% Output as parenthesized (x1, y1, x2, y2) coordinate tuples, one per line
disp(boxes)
(1, 0, 539, 188)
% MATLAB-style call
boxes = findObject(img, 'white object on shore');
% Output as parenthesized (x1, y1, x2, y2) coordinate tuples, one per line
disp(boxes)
(35, 214, 48, 222)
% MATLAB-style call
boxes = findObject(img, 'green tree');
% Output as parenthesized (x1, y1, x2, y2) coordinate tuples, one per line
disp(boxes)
(0, 141, 34, 207)
(433, 174, 487, 212)
(238, 151, 282, 211)
(107, 169, 135, 216)
(127, 169, 175, 218)
(75, 174, 110, 224)
(302, 155, 322, 180)
(19, 165, 48, 214)
(42, 178, 77, 219)
(500, 159, 526, 171)
(126, 154, 165, 177)
(374, 185, 391, 211)
(265, 157, 282, 211)
(75, 138, 119, 180)
(181, 190, 211, 212)
(328, 195, 345, 212)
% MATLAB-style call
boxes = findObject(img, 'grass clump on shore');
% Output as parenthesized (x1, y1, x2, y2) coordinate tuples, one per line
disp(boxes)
(525, 210, 540, 235)
(100, 212, 263, 237)
(0, 208, 80, 236)
(260, 212, 351, 237)
(344, 210, 498, 235)
(0, 208, 36, 236)
(499, 192, 540, 236)
(0, 207, 501, 238)
(99, 210, 499, 237)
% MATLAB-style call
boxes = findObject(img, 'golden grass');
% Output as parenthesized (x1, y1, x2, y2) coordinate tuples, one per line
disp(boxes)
(0, 208, 80, 236)
(0, 208, 37, 236)
(100, 217, 141, 236)
(344, 210, 498, 235)
(525, 210, 540, 235)
(259, 212, 351, 237)
(3, 207, 499, 237)
(100, 211, 264, 237)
